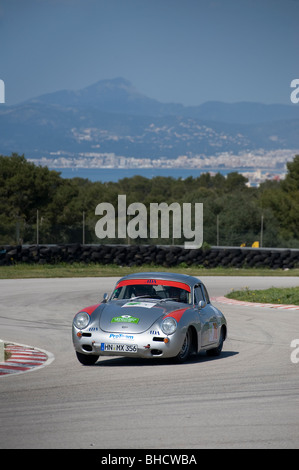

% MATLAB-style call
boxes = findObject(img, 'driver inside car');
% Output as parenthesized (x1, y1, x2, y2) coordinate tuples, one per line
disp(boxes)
(131, 284, 152, 298)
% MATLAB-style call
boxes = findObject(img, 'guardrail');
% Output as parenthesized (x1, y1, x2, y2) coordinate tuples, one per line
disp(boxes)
(1, 244, 299, 269)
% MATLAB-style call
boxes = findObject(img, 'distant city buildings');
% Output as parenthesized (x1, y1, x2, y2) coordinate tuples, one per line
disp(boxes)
(30, 147, 299, 187)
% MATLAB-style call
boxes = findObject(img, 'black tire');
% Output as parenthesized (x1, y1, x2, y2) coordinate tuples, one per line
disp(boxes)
(174, 328, 192, 363)
(76, 351, 99, 365)
(206, 328, 224, 357)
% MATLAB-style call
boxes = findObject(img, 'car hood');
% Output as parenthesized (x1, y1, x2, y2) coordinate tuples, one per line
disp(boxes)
(99, 299, 175, 333)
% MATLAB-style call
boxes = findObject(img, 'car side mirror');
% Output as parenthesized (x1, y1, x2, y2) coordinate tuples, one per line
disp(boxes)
(102, 293, 108, 303)
(198, 300, 207, 309)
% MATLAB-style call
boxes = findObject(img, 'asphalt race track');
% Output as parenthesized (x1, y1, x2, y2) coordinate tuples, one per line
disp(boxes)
(0, 275, 299, 449)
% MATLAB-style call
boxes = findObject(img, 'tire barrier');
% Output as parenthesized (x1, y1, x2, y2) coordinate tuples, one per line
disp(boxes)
(1, 244, 299, 269)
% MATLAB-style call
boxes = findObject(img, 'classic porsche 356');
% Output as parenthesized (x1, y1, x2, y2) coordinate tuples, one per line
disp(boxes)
(72, 272, 227, 365)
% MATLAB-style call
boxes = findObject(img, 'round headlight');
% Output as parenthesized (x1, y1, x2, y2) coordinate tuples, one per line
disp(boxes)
(73, 311, 90, 330)
(161, 317, 177, 335)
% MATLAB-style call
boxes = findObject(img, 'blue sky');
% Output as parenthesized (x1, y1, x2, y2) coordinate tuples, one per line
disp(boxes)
(1, 0, 298, 106)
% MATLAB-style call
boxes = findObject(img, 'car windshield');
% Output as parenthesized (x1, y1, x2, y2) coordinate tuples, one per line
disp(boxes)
(111, 280, 191, 304)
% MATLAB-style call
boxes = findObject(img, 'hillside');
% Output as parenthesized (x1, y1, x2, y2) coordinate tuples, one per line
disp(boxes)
(0, 78, 299, 163)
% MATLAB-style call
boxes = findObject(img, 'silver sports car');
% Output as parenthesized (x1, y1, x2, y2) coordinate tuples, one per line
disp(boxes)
(72, 272, 227, 365)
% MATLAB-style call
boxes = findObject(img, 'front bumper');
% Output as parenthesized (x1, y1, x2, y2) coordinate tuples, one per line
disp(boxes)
(72, 326, 184, 359)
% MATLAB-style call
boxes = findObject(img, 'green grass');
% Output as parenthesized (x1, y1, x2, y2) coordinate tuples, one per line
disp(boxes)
(1, 263, 299, 307)
(1, 262, 299, 279)
(4, 345, 11, 361)
(227, 286, 299, 305)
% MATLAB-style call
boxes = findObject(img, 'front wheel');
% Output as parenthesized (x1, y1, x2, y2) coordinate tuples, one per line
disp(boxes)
(173, 328, 192, 363)
(76, 351, 99, 365)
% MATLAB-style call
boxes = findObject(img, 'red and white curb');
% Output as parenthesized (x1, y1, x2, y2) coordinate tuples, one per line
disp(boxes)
(211, 296, 299, 311)
(0, 343, 54, 377)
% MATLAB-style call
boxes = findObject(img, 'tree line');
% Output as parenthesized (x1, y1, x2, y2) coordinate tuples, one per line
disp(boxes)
(1, 153, 299, 248)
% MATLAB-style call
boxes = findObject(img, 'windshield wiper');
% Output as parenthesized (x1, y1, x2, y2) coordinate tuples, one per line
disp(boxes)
(130, 295, 152, 300)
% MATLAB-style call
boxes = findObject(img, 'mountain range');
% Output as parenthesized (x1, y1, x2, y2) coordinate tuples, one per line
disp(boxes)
(0, 77, 299, 162)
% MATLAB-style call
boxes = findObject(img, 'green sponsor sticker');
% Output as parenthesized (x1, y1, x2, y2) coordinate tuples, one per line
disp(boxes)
(111, 315, 140, 324)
